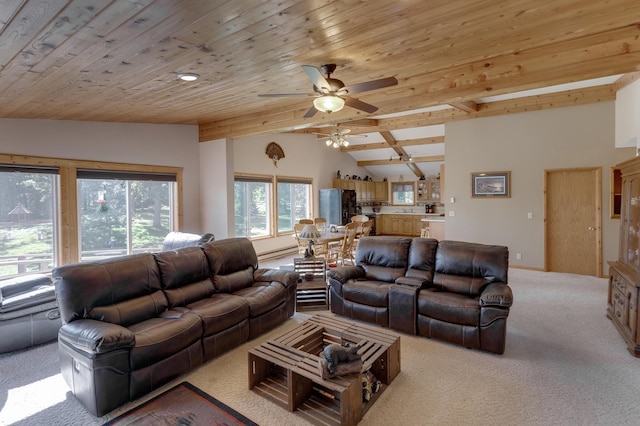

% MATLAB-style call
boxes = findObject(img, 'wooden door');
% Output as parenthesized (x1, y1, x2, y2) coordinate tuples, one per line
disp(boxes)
(545, 168, 602, 276)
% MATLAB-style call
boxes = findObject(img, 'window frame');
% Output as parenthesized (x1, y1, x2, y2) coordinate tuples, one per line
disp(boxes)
(234, 173, 274, 240)
(275, 176, 313, 236)
(0, 153, 183, 267)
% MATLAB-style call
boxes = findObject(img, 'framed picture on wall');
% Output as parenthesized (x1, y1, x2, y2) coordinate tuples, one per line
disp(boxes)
(471, 171, 511, 198)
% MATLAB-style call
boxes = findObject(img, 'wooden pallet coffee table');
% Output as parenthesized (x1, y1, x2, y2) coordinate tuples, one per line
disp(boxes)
(248, 313, 400, 426)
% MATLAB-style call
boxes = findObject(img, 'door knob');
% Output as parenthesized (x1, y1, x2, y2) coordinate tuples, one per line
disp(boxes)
(588, 226, 596, 231)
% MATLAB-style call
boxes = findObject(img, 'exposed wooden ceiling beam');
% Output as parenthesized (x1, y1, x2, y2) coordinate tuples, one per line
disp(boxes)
(358, 155, 445, 166)
(449, 101, 479, 113)
(379, 131, 424, 178)
(200, 82, 616, 141)
(614, 72, 640, 91)
(340, 136, 445, 151)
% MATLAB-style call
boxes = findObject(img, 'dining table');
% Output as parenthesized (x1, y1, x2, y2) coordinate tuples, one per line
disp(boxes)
(293, 228, 345, 244)
(315, 228, 346, 244)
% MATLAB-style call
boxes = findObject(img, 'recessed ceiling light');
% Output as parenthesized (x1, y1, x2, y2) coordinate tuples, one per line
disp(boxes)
(177, 73, 199, 81)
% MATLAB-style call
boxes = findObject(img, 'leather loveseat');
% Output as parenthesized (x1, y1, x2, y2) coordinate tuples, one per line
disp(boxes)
(0, 274, 62, 353)
(327, 236, 513, 354)
(53, 237, 297, 416)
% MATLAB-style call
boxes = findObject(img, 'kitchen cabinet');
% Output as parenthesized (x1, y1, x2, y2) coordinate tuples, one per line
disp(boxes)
(440, 164, 445, 200)
(416, 179, 441, 203)
(377, 214, 427, 236)
(375, 181, 388, 202)
(333, 179, 388, 203)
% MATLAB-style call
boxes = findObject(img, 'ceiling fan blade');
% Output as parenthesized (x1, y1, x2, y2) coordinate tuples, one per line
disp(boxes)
(303, 105, 318, 118)
(344, 76, 398, 94)
(258, 93, 314, 97)
(343, 96, 378, 113)
(302, 65, 331, 92)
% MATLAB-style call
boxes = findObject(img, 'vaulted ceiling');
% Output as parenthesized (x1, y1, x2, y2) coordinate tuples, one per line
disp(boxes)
(1, 1, 639, 177)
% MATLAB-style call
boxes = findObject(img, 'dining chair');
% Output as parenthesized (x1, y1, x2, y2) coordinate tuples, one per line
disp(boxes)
(350, 215, 369, 236)
(352, 219, 373, 256)
(293, 223, 308, 255)
(299, 219, 314, 224)
(314, 217, 327, 231)
(327, 222, 358, 266)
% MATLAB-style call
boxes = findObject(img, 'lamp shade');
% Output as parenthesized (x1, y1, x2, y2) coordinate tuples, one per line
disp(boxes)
(299, 224, 321, 239)
(313, 95, 345, 113)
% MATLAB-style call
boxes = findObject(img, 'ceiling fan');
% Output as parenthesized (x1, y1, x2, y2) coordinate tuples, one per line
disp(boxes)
(314, 124, 367, 148)
(258, 64, 398, 118)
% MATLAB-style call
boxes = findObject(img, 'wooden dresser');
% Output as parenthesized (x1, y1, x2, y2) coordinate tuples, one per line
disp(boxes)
(608, 156, 640, 357)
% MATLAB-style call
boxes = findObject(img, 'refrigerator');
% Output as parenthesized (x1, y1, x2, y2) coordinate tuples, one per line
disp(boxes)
(319, 189, 358, 226)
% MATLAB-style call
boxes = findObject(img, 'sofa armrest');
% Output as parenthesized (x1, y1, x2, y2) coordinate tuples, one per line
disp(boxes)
(254, 268, 299, 288)
(58, 319, 135, 354)
(327, 266, 364, 283)
(480, 283, 513, 308)
(395, 276, 427, 288)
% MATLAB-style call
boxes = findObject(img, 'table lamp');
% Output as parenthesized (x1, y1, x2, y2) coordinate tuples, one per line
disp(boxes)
(299, 224, 322, 258)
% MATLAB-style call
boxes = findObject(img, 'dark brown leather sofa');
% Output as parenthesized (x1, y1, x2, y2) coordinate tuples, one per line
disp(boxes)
(53, 237, 297, 416)
(327, 236, 513, 354)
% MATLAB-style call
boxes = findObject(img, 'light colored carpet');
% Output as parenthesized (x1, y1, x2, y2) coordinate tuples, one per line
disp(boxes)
(2, 268, 640, 425)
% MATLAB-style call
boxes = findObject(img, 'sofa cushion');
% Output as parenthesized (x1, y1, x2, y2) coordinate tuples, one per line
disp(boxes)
(405, 237, 438, 283)
(128, 310, 202, 369)
(417, 289, 480, 326)
(186, 293, 249, 336)
(53, 253, 167, 326)
(203, 238, 259, 292)
(154, 246, 215, 307)
(355, 236, 411, 282)
(343, 281, 390, 308)
(233, 282, 286, 317)
(434, 241, 508, 296)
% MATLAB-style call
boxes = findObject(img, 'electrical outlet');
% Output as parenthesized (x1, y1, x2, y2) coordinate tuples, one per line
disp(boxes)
(527, 212, 533, 219)
(516, 253, 522, 260)
(448, 210, 455, 217)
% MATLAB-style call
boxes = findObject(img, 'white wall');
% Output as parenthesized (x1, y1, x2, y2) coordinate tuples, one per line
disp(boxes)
(0, 118, 202, 231)
(444, 102, 634, 274)
(615, 78, 640, 150)
(199, 132, 369, 254)
(199, 138, 234, 239)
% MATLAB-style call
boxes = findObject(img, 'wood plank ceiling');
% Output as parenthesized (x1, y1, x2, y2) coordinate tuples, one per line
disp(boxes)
(1, 0, 640, 176)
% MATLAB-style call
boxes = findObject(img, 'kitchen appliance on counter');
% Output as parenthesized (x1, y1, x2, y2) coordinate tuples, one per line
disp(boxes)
(319, 188, 357, 226)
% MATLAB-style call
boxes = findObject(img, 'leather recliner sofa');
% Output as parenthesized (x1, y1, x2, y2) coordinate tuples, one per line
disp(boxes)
(327, 236, 513, 354)
(53, 237, 297, 417)
(0, 274, 62, 353)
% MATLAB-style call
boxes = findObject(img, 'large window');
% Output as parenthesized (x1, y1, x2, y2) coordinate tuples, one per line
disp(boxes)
(277, 177, 312, 233)
(77, 170, 176, 260)
(0, 166, 58, 279)
(0, 154, 183, 277)
(234, 175, 272, 239)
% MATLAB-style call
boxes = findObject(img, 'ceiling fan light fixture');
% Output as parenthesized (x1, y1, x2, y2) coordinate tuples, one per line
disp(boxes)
(178, 72, 199, 81)
(313, 95, 345, 113)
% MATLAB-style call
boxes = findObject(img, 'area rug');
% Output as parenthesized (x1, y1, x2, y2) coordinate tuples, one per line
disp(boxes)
(103, 381, 258, 426)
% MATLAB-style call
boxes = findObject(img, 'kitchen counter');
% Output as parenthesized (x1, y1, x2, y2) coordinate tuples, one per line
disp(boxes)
(422, 217, 445, 222)
(372, 212, 445, 216)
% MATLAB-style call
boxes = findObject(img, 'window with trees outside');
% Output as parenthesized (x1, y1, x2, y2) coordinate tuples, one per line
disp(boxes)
(77, 170, 176, 261)
(234, 175, 272, 239)
(0, 154, 182, 279)
(277, 176, 312, 234)
(0, 165, 58, 279)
